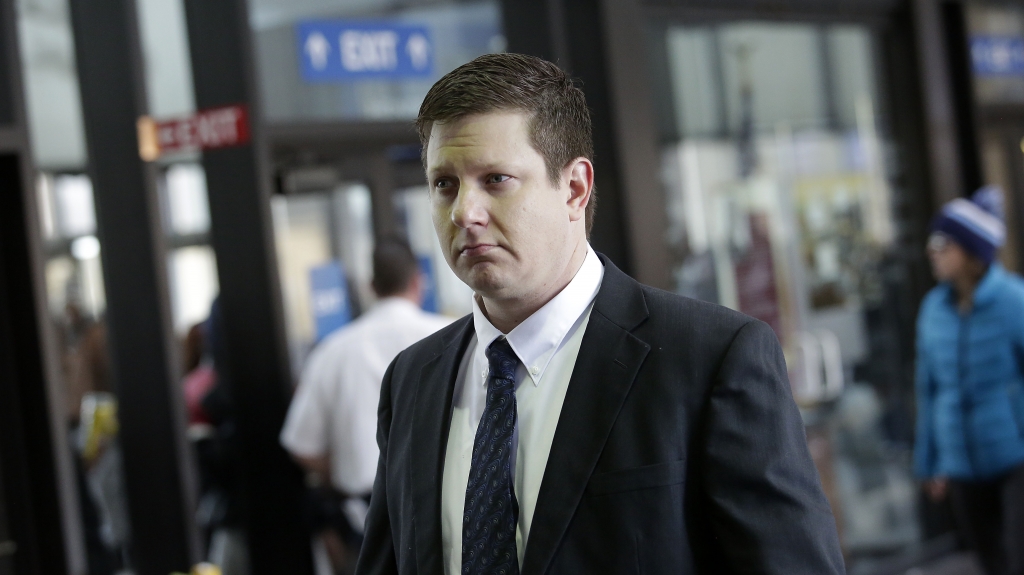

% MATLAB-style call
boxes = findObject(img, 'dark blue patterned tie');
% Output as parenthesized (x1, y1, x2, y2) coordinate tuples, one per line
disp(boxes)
(462, 337, 520, 575)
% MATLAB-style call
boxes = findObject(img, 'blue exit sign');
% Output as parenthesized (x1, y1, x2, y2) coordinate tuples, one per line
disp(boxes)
(972, 36, 1024, 76)
(309, 261, 351, 341)
(296, 20, 434, 82)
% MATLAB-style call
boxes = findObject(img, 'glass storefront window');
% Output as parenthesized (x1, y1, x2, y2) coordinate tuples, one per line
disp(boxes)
(163, 163, 212, 237)
(16, 0, 87, 169)
(52, 174, 97, 238)
(32, 164, 219, 336)
(136, 0, 195, 118)
(250, 0, 504, 122)
(159, 163, 219, 336)
(654, 20, 919, 562)
(34, 173, 108, 320)
(168, 246, 218, 333)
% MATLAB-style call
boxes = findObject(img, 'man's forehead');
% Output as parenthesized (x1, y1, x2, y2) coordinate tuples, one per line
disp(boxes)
(425, 111, 533, 168)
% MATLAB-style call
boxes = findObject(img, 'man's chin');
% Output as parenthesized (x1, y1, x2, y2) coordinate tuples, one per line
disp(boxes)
(458, 267, 511, 298)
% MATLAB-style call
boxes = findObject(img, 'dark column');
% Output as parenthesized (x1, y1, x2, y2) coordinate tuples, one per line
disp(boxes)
(67, 0, 200, 572)
(182, 0, 315, 573)
(912, 0, 965, 205)
(502, 0, 670, 288)
(0, 156, 69, 575)
(883, 5, 943, 303)
(940, 1, 982, 194)
(0, 0, 83, 573)
(368, 151, 398, 240)
(592, 0, 671, 289)
(500, 0, 569, 66)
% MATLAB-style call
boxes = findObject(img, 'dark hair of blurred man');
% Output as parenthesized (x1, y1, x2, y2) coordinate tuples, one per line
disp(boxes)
(356, 52, 844, 575)
(371, 236, 421, 298)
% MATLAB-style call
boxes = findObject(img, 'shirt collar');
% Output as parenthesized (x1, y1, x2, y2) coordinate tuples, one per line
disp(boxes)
(373, 296, 422, 314)
(471, 244, 605, 386)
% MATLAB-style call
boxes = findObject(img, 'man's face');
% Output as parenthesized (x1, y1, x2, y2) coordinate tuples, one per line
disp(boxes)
(927, 233, 971, 282)
(426, 112, 582, 303)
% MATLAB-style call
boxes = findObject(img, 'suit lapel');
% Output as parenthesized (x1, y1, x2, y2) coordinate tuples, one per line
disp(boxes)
(410, 316, 474, 575)
(521, 258, 651, 575)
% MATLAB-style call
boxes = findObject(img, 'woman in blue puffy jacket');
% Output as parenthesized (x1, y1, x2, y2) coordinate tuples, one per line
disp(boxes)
(916, 186, 1024, 575)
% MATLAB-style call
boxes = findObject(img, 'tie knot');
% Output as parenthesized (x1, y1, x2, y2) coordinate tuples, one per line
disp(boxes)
(486, 337, 518, 382)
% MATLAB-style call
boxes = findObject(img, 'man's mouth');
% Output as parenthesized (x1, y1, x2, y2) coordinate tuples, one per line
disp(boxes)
(460, 244, 496, 258)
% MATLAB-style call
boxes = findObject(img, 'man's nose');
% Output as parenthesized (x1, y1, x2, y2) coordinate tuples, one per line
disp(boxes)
(451, 187, 488, 229)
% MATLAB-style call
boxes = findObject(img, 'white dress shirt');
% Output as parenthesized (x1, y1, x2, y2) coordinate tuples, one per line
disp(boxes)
(281, 297, 451, 496)
(441, 245, 604, 575)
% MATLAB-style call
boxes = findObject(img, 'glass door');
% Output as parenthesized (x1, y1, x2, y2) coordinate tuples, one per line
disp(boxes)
(652, 19, 922, 565)
(271, 176, 376, 379)
(272, 172, 473, 380)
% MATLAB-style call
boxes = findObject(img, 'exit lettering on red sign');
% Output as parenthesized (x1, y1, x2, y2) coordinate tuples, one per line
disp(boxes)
(137, 105, 250, 161)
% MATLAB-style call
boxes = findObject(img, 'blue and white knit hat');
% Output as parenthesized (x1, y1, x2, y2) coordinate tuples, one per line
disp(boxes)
(930, 185, 1006, 264)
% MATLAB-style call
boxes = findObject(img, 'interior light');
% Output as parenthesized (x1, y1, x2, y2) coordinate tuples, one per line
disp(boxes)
(71, 235, 101, 260)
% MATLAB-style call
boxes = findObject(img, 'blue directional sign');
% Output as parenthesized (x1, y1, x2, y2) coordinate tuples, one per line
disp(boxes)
(972, 36, 1024, 76)
(418, 255, 438, 313)
(310, 261, 351, 341)
(297, 20, 433, 82)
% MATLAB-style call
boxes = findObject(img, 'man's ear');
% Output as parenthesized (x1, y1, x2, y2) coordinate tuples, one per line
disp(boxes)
(565, 157, 594, 223)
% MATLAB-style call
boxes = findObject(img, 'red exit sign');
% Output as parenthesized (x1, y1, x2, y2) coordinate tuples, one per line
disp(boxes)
(137, 104, 250, 160)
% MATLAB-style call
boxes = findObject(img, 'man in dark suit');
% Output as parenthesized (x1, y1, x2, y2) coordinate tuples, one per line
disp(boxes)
(356, 53, 844, 575)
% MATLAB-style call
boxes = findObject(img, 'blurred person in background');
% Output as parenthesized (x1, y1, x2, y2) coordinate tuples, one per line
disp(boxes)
(916, 186, 1024, 575)
(180, 319, 221, 556)
(60, 308, 115, 434)
(182, 319, 218, 433)
(183, 322, 205, 375)
(55, 305, 122, 575)
(58, 309, 131, 572)
(280, 237, 451, 574)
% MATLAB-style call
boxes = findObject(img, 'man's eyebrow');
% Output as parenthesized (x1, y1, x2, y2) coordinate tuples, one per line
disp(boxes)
(426, 159, 453, 173)
(429, 160, 509, 175)
(426, 166, 454, 178)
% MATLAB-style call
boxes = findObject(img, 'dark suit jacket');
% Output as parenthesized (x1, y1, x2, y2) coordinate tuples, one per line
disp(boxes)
(356, 255, 845, 575)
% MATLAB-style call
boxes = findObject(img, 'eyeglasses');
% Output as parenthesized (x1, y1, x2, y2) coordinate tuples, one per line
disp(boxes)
(927, 233, 951, 253)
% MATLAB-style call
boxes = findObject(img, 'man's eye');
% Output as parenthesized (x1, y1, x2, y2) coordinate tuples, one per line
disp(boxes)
(434, 179, 454, 191)
(487, 174, 511, 184)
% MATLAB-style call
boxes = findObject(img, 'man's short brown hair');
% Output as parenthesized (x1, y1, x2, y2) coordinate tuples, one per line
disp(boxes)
(416, 53, 596, 236)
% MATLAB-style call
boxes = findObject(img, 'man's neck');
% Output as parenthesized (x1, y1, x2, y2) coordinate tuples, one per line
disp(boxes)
(377, 286, 422, 307)
(480, 241, 589, 334)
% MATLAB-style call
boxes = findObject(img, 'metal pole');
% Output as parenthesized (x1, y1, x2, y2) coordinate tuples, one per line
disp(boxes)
(182, 0, 315, 572)
(67, 0, 201, 571)
(912, 0, 965, 205)
(0, 0, 87, 572)
(501, 0, 671, 287)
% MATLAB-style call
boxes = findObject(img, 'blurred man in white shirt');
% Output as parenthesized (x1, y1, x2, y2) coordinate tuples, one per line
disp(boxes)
(280, 238, 450, 569)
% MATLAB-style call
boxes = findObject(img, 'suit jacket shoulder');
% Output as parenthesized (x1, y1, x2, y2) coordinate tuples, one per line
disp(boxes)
(636, 283, 759, 346)
(554, 259, 844, 575)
